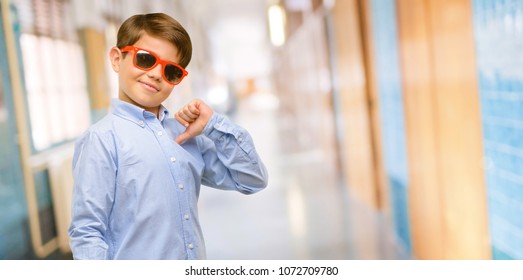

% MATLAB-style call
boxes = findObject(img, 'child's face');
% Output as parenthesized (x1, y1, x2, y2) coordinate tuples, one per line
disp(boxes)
(111, 33, 182, 113)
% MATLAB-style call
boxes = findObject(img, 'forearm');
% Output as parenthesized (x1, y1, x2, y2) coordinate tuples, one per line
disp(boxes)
(69, 193, 110, 259)
(68, 228, 109, 260)
(68, 181, 112, 259)
(201, 113, 268, 193)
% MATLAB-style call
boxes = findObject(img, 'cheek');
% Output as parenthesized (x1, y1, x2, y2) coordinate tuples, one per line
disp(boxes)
(119, 69, 141, 94)
(121, 57, 141, 77)
(160, 86, 174, 96)
(121, 68, 143, 85)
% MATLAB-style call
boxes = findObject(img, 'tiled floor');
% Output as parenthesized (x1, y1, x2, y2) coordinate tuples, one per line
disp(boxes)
(198, 92, 410, 260)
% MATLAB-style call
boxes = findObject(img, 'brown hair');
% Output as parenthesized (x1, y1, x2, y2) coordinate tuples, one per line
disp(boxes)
(116, 13, 192, 68)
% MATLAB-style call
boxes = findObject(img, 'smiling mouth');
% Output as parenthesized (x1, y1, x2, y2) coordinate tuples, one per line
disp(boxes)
(140, 81, 160, 92)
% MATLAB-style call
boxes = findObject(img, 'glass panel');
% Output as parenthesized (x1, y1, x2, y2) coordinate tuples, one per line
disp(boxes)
(17, 0, 91, 153)
(0, 3, 31, 259)
(473, 0, 523, 260)
(370, 0, 411, 254)
(33, 169, 57, 244)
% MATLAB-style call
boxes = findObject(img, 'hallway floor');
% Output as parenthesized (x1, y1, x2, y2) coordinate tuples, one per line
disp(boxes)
(198, 92, 411, 260)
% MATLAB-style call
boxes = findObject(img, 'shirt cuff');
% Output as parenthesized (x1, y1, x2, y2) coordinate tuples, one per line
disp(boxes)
(203, 113, 231, 141)
(72, 245, 108, 260)
(202, 113, 254, 156)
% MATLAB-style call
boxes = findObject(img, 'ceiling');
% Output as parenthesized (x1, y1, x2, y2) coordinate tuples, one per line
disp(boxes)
(187, 0, 273, 80)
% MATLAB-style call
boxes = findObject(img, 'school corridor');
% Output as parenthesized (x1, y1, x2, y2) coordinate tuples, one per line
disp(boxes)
(0, 0, 522, 260)
(199, 91, 409, 260)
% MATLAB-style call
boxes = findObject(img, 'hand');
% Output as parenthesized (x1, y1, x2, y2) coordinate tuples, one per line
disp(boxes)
(174, 99, 213, 144)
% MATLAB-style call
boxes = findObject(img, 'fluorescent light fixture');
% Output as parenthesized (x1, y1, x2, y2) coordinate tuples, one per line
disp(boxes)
(268, 4, 286, 47)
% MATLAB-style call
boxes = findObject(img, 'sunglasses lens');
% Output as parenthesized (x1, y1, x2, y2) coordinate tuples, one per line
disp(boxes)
(135, 50, 157, 69)
(165, 64, 184, 84)
(126, 47, 186, 84)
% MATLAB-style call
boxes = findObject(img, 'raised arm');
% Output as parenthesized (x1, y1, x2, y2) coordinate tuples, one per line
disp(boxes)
(174, 99, 268, 194)
(198, 113, 268, 193)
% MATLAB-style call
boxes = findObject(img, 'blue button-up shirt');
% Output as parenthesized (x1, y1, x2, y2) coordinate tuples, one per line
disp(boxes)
(68, 99, 268, 259)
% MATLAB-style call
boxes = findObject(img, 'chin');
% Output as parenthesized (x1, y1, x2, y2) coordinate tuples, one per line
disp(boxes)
(125, 94, 157, 108)
(138, 99, 163, 109)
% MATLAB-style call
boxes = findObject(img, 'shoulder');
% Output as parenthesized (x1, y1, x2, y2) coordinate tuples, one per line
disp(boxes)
(75, 114, 117, 148)
(73, 115, 119, 165)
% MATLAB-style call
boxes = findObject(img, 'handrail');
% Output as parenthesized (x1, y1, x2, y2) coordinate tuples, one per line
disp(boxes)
(1, 0, 58, 258)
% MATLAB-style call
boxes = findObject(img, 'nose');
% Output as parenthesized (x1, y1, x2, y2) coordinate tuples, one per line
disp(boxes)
(147, 63, 163, 82)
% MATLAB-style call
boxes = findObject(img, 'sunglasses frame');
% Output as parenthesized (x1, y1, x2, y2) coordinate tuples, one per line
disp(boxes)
(120, 46, 188, 85)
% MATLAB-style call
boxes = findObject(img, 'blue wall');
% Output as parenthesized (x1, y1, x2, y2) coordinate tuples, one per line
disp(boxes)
(473, 0, 523, 260)
(369, 0, 412, 255)
(0, 4, 33, 259)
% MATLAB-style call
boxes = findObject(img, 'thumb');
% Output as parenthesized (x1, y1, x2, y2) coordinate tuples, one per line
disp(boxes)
(175, 131, 192, 145)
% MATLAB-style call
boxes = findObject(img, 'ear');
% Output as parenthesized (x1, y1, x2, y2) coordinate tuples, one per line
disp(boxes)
(109, 47, 122, 73)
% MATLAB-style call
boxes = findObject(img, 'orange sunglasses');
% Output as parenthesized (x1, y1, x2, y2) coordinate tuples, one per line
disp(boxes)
(120, 46, 188, 85)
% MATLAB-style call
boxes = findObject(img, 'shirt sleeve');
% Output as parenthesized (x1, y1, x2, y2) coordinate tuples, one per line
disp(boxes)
(198, 113, 268, 194)
(68, 129, 117, 260)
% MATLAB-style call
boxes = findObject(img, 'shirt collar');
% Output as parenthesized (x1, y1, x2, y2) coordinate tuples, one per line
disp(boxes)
(110, 98, 170, 126)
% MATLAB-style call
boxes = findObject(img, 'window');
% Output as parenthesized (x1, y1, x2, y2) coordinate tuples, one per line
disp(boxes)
(18, 0, 90, 152)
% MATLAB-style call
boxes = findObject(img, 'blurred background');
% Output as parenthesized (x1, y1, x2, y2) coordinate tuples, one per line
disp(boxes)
(0, 0, 521, 260)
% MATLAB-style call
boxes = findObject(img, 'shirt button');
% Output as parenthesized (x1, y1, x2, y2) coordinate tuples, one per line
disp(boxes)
(157, 131, 163, 136)
(170, 157, 176, 163)
(178, 184, 184, 190)
(188, 243, 194, 250)
(138, 121, 144, 127)
(183, 214, 189, 220)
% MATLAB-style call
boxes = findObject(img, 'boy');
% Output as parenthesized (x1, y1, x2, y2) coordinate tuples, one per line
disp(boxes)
(68, 13, 268, 260)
